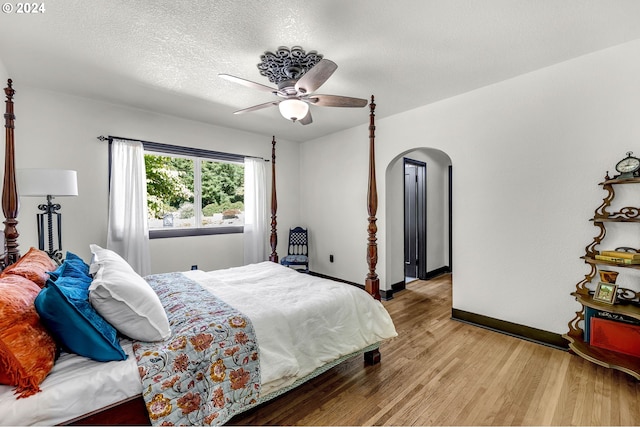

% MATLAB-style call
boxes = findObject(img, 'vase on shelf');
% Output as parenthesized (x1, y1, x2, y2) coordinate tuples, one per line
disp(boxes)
(599, 270, 619, 284)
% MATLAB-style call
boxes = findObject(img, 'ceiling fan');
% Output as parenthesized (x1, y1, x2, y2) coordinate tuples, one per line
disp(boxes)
(219, 46, 368, 125)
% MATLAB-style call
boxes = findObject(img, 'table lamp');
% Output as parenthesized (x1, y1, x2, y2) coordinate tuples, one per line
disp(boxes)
(17, 168, 78, 263)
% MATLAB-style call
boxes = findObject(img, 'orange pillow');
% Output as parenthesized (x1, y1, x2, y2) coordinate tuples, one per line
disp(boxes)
(0, 274, 57, 398)
(2, 247, 57, 288)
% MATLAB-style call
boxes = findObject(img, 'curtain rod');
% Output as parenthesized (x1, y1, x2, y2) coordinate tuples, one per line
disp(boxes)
(96, 135, 268, 162)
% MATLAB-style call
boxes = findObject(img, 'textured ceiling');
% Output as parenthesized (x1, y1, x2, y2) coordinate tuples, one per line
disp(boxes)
(1, 0, 640, 142)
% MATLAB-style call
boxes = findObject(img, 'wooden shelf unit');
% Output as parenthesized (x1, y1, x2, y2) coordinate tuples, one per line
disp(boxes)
(573, 293, 640, 319)
(563, 174, 640, 378)
(582, 256, 640, 271)
(568, 336, 640, 380)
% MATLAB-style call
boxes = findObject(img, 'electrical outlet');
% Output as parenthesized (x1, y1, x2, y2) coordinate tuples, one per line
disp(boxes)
(329, 254, 334, 263)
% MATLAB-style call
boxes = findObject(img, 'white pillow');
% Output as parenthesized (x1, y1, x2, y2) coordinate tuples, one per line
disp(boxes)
(88, 244, 171, 342)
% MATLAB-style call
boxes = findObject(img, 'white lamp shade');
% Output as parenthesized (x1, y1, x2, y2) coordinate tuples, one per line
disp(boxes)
(17, 169, 78, 197)
(278, 99, 309, 122)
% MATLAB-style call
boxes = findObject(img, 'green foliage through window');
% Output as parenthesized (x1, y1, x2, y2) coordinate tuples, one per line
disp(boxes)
(144, 153, 244, 229)
(145, 155, 194, 219)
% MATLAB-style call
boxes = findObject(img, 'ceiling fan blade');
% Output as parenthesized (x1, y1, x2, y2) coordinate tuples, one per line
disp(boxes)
(308, 94, 368, 108)
(233, 101, 280, 114)
(299, 110, 313, 125)
(219, 74, 278, 94)
(295, 59, 338, 94)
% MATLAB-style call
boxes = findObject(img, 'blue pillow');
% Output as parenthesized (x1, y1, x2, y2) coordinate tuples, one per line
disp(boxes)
(55, 260, 90, 280)
(65, 251, 90, 274)
(34, 276, 127, 362)
(48, 251, 91, 280)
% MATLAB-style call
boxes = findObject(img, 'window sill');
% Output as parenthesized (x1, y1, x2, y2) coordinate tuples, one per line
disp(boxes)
(149, 226, 243, 239)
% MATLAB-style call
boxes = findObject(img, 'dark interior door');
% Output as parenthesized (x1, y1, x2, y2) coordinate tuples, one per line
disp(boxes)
(404, 159, 427, 279)
(404, 164, 418, 277)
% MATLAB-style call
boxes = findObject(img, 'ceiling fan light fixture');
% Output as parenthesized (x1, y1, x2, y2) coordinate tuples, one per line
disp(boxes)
(279, 99, 309, 122)
(221, 47, 366, 125)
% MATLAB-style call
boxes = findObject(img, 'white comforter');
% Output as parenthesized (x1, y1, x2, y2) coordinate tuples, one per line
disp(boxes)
(184, 262, 397, 395)
(0, 262, 397, 425)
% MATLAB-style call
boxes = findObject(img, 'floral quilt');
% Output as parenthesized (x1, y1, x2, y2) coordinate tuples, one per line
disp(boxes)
(132, 272, 260, 426)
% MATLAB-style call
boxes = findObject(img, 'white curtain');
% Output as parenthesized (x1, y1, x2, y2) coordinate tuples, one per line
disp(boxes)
(107, 139, 151, 276)
(243, 157, 267, 264)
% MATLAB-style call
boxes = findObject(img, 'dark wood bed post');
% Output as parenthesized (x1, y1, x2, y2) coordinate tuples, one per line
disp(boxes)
(365, 96, 380, 301)
(3, 79, 20, 265)
(268, 136, 278, 263)
(364, 95, 381, 365)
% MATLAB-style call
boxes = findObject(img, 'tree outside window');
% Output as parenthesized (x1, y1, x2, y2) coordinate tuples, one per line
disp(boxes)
(145, 153, 244, 232)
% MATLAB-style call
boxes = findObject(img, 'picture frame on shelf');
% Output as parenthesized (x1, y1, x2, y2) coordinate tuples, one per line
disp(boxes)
(593, 282, 618, 304)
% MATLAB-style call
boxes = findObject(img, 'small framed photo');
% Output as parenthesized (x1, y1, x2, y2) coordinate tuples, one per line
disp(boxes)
(593, 282, 618, 304)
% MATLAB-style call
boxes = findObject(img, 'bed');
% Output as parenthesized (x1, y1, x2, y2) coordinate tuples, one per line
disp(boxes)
(0, 79, 395, 425)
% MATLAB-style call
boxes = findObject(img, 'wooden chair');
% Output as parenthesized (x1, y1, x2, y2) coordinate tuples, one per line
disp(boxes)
(280, 227, 309, 273)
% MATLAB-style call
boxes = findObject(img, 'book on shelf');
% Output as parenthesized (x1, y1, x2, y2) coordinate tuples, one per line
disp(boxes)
(584, 307, 640, 345)
(590, 317, 640, 358)
(584, 307, 595, 342)
(599, 250, 640, 260)
(594, 254, 640, 264)
(588, 307, 640, 327)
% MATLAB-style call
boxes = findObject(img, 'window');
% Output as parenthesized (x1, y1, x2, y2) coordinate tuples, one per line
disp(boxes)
(143, 144, 245, 238)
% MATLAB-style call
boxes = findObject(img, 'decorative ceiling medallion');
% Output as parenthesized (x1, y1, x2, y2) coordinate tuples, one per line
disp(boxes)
(257, 46, 323, 86)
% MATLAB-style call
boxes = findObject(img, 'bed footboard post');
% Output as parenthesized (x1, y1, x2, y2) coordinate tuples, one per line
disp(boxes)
(365, 96, 380, 301)
(364, 96, 381, 366)
(268, 136, 278, 263)
(364, 348, 381, 365)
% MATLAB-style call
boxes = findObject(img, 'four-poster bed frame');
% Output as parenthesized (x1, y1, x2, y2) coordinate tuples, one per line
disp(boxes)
(1, 79, 382, 425)
(2, 79, 19, 267)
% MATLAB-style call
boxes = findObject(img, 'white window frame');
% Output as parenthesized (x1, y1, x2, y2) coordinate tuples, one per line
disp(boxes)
(141, 143, 245, 239)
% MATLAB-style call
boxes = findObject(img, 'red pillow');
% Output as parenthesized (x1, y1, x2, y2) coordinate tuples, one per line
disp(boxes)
(2, 247, 56, 288)
(0, 274, 57, 398)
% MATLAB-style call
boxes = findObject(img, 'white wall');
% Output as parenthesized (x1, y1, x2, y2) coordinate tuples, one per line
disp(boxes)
(385, 149, 451, 285)
(299, 125, 371, 279)
(301, 38, 640, 334)
(1, 85, 300, 273)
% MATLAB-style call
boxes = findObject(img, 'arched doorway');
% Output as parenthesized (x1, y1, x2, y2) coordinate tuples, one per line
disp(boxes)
(385, 147, 452, 294)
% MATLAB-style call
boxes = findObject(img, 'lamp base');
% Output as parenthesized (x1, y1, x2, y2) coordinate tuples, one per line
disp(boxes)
(36, 195, 64, 265)
(43, 248, 64, 265)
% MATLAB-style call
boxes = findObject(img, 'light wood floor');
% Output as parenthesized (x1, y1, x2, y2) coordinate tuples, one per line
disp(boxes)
(229, 274, 640, 426)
